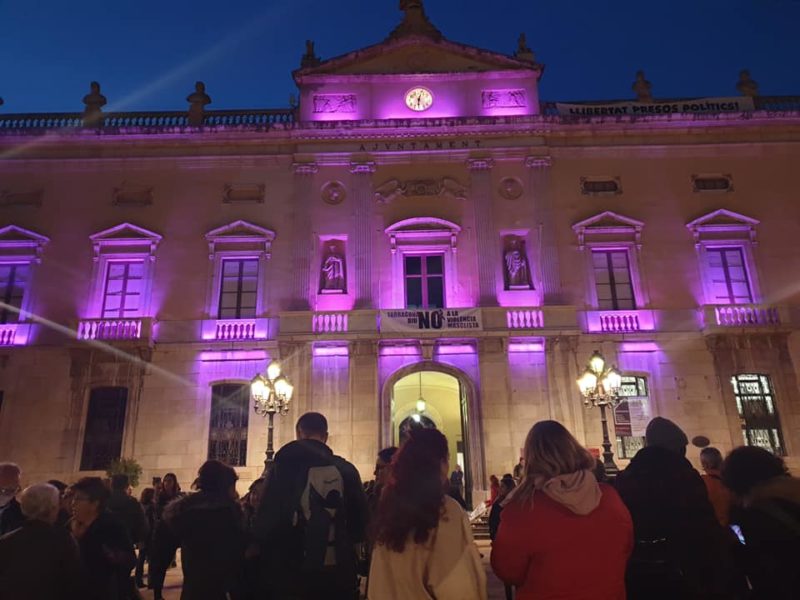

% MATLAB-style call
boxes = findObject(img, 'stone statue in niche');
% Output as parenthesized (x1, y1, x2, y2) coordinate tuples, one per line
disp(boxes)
(632, 70, 653, 103)
(737, 70, 759, 97)
(320, 243, 346, 293)
(503, 237, 532, 290)
(187, 81, 211, 126)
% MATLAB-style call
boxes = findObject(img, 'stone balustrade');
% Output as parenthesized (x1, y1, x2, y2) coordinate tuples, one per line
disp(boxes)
(77, 318, 149, 341)
(0, 324, 19, 346)
(214, 319, 256, 341)
(708, 304, 785, 328)
(506, 309, 544, 329)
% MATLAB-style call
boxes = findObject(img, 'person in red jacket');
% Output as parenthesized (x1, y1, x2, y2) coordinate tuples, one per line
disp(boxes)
(491, 420, 633, 600)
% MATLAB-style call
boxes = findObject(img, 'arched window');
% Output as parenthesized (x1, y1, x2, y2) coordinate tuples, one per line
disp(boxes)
(208, 383, 250, 466)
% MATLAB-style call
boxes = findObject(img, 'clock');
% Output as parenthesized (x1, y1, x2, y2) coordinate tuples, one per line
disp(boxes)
(405, 87, 433, 112)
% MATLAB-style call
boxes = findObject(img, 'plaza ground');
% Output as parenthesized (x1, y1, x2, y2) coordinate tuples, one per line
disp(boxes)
(139, 540, 508, 599)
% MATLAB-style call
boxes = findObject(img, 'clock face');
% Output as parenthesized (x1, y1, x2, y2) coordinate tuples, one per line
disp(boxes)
(405, 87, 433, 112)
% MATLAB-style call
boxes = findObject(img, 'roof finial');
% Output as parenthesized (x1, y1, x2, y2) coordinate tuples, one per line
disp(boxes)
(514, 33, 535, 63)
(389, 0, 441, 41)
(737, 69, 758, 97)
(632, 70, 653, 103)
(301, 39, 321, 68)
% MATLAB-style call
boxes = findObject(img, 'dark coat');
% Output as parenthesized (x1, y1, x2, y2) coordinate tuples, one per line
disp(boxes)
(730, 475, 800, 600)
(0, 519, 86, 600)
(615, 446, 735, 600)
(0, 497, 24, 535)
(255, 439, 368, 599)
(488, 499, 503, 541)
(151, 490, 245, 600)
(76, 510, 137, 600)
(108, 490, 148, 545)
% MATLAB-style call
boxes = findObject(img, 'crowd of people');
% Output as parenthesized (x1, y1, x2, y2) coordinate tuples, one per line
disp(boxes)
(0, 411, 798, 599)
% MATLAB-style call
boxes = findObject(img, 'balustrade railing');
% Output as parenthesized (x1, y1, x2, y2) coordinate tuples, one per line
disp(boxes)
(313, 312, 349, 333)
(598, 312, 641, 333)
(215, 319, 256, 341)
(506, 309, 544, 329)
(0, 324, 18, 346)
(713, 304, 782, 327)
(0, 109, 295, 131)
(77, 318, 143, 341)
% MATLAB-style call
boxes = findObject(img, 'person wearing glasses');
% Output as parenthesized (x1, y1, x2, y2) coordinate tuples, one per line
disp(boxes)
(0, 463, 23, 536)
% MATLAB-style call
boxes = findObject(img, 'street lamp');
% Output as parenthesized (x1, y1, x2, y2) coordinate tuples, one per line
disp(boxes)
(577, 350, 623, 476)
(251, 359, 294, 471)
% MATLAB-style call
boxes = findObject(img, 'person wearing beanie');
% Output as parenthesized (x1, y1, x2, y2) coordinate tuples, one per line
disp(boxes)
(645, 417, 689, 455)
(615, 418, 738, 599)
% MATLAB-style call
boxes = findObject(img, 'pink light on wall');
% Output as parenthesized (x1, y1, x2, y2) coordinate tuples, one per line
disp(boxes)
(199, 350, 268, 362)
(379, 342, 420, 357)
(434, 343, 476, 355)
(618, 342, 659, 353)
(312, 343, 349, 357)
(508, 339, 545, 353)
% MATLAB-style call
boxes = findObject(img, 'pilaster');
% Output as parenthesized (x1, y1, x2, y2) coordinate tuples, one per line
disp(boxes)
(467, 158, 497, 306)
(288, 163, 318, 310)
(350, 162, 376, 308)
(526, 155, 562, 304)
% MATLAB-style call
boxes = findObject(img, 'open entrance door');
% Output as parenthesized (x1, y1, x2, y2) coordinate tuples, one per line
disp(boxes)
(392, 370, 473, 508)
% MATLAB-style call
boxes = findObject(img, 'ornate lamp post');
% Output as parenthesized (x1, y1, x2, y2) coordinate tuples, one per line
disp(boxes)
(251, 359, 294, 471)
(577, 350, 623, 476)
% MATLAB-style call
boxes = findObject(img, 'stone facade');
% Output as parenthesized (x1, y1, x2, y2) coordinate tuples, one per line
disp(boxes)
(1, 5, 799, 498)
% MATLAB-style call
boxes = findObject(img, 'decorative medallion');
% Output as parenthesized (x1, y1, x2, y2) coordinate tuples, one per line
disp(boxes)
(498, 177, 523, 200)
(321, 181, 346, 205)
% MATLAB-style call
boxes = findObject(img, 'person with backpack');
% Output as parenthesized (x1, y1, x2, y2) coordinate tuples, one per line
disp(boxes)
(255, 412, 368, 600)
(722, 446, 800, 599)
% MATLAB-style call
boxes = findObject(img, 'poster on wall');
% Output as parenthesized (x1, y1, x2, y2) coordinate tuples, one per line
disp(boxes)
(380, 308, 483, 333)
(614, 398, 651, 437)
(556, 96, 755, 117)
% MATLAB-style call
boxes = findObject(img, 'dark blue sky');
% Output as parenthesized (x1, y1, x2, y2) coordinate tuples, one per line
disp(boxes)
(1, 0, 799, 113)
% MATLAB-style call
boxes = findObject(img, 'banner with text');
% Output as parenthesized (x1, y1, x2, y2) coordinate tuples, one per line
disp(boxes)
(556, 96, 755, 117)
(380, 308, 483, 333)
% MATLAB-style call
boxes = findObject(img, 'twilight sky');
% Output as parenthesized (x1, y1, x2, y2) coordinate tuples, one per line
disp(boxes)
(1, 0, 799, 113)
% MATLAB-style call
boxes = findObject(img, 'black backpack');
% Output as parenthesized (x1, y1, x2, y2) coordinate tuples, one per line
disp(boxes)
(293, 463, 350, 572)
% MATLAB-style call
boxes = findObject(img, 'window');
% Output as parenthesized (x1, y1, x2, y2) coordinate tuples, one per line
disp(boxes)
(218, 259, 258, 319)
(404, 255, 444, 309)
(101, 261, 144, 318)
(614, 376, 648, 459)
(592, 250, 635, 310)
(80, 387, 127, 471)
(732, 374, 785, 455)
(208, 384, 249, 466)
(0, 264, 30, 324)
(706, 248, 753, 305)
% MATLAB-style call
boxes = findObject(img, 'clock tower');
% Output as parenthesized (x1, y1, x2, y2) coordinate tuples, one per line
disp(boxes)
(293, 0, 543, 122)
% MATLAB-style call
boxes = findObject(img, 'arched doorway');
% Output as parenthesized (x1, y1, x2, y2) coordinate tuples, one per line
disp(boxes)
(382, 362, 484, 508)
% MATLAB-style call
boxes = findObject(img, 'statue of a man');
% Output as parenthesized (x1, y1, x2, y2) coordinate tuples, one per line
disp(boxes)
(82, 81, 107, 126)
(187, 81, 211, 126)
(504, 240, 530, 288)
(632, 70, 653, 103)
(737, 70, 759, 97)
(321, 245, 345, 292)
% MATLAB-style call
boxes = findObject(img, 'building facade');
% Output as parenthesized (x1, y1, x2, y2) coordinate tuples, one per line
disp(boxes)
(1, 2, 799, 500)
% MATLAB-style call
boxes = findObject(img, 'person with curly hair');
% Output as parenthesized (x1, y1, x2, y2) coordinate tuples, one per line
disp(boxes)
(368, 428, 486, 599)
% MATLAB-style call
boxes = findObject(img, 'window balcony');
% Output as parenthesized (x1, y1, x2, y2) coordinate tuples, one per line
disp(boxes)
(77, 318, 153, 342)
(0, 323, 32, 346)
(583, 310, 656, 333)
(702, 304, 788, 331)
(201, 318, 272, 341)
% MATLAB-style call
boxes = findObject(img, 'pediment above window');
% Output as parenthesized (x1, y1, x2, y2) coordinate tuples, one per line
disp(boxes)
(90, 222, 162, 259)
(572, 211, 644, 249)
(686, 209, 759, 245)
(0, 225, 50, 261)
(205, 220, 276, 257)
(385, 217, 461, 252)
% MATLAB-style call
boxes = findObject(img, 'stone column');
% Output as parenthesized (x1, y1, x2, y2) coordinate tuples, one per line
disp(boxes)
(526, 156, 562, 304)
(288, 163, 318, 310)
(350, 162, 376, 308)
(467, 158, 497, 306)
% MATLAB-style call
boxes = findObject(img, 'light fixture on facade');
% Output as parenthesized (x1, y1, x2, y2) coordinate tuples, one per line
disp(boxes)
(416, 372, 427, 414)
(251, 359, 294, 472)
(577, 350, 623, 476)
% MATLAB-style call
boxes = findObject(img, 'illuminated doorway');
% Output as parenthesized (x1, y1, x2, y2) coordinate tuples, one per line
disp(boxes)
(391, 370, 473, 507)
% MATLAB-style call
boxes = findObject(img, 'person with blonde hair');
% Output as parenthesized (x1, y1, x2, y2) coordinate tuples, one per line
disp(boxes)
(491, 420, 632, 599)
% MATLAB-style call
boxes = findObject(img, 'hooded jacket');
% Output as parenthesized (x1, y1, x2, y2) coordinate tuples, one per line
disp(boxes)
(731, 475, 800, 600)
(151, 490, 245, 600)
(491, 471, 632, 600)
